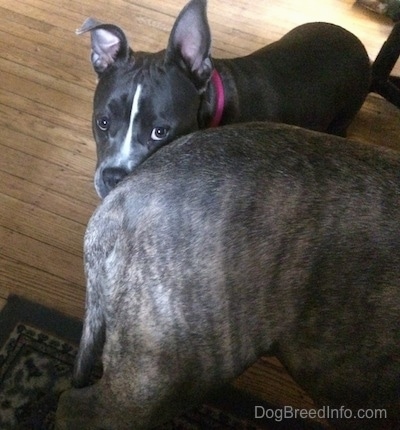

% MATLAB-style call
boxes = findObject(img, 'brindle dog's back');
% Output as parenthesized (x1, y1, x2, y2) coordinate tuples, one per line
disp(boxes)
(56, 122, 400, 430)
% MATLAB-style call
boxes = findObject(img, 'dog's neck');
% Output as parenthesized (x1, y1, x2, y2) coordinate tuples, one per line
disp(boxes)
(200, 63, 240, 129)
(208, 69, 225, 128)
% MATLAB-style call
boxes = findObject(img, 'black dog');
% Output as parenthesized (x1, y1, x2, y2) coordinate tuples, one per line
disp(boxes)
(56, 122, 400, 429)
(77, 0, 371, 198)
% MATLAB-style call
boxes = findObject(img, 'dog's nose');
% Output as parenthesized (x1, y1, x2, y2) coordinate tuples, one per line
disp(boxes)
(102, 167, 129, 193)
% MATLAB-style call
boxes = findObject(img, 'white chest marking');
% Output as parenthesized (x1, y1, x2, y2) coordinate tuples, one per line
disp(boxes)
(121, 84, 142, 160)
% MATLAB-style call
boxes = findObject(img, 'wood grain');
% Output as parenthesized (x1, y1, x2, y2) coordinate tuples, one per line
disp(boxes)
(1, 0, 400, 416)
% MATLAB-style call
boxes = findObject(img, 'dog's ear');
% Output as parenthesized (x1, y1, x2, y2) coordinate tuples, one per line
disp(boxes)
(76, 18, 130, 76)
(165, 0, 213, 91)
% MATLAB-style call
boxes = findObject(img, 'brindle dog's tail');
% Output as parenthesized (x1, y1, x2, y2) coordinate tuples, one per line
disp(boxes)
(72, 284, 106, 388)
(370, 21, 400, 107)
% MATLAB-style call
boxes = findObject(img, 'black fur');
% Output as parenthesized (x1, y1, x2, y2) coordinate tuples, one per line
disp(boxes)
(77, 0, 371, 198)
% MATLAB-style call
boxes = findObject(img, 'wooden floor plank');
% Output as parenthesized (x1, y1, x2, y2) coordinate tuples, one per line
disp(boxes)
(0, 193, 85, 256)
(0, 88, 94, 157)
(0, 143, 97, 206)
(0, 226, 84, 286)
(0, 170, 94, 225)
(0, 255, 84, 319)
(0, 109, 94, 172)
(0, 68, 89, 120)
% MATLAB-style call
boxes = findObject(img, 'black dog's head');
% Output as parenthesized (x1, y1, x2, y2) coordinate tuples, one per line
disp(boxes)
(77, 0, 214, 198)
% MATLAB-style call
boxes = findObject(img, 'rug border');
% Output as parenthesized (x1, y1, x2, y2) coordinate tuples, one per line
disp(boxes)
(0, 295, 326, 429)
(0, 294, 82, 350)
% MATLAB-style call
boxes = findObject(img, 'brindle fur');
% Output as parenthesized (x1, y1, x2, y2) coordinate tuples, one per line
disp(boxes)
(56, 122, 400, 429)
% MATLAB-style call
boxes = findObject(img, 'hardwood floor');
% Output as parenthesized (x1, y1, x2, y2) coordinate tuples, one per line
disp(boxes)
(1, 0, 400, 416)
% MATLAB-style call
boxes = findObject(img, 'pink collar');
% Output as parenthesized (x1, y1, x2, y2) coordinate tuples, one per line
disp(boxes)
(209, 69, 225, 128)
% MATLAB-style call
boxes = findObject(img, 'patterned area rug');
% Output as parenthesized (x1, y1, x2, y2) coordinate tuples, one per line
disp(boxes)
(0, 295, 324, 430)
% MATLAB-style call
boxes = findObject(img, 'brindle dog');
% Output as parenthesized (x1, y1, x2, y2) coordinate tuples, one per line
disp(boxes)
(56, 122, 400, 429)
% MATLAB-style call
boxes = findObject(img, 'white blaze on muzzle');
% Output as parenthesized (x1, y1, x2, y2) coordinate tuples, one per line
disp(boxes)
(119, 84, 142, 163)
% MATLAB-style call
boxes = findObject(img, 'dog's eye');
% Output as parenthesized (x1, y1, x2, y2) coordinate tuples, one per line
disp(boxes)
(96, 116, 110, 132)
(151, 127, 169, 141)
